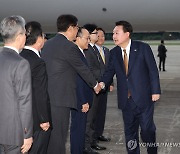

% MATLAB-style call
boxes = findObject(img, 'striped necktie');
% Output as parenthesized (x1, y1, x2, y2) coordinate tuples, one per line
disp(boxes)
(99, 47, 105, 64)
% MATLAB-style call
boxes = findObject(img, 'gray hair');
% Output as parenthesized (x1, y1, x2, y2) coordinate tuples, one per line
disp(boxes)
(0, 15, 26, 43)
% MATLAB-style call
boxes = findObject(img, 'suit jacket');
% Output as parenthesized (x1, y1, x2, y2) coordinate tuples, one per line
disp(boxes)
(41, 34, 97, 109)
(96, 45, 113, 87)
(0, 47, 33, 146)
(85, 45, 113, 87)
(84, 44, 102, 81)
(158, 44, 167, 57)
(102, 40, 161, 110)
(76, 50, 93, 109)
(20, 49, 51, 132)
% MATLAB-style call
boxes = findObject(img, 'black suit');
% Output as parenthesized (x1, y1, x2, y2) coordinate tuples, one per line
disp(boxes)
(20, 48, 51, 154)
(84, 44, 112, 148)
(41, 34, 97, 154)
(158, 43, 167, 71)
(84, 44, 101, 148)
(94, 46, 112, 138)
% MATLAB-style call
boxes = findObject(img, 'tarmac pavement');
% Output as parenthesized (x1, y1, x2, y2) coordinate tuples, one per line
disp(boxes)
(1, 44, 179, 154)
(66, 44, 180, 154)
(92, 44, 180, 154)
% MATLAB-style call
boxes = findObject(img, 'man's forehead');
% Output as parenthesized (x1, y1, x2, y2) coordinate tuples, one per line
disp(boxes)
(113, 26, 123, 31)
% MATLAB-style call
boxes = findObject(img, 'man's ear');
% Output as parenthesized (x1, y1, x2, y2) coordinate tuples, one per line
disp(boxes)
(67, 25, 74, 33)
(36, 36, 44, 49)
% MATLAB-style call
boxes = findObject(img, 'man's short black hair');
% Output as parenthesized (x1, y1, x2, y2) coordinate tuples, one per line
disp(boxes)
(161, 40, 164, 44)
(115, 20, 133, 37)
(96, 27, 105, 34)
(25, 21, 43, 46)
(83, 24, 97, 34)
(57, 14, 78, 32)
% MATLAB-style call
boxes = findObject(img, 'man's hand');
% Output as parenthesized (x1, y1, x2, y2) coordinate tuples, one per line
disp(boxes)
(94, 83, 102, 94)
(152, 94, 160, 102)
(40, 122, 50, 131)
(21, 137, 33, 153)
(82, 103, 89, 113)
(109, 85, 114, 92)
(99, 82, 105, 89)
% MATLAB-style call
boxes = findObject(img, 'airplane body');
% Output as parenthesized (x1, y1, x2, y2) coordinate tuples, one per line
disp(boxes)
(0, 0, 180, 32)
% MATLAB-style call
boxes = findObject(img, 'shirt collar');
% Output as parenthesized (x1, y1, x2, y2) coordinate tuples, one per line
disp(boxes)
(24, 46, 41, 57)
(95, 44, 100, 50)
(59, 32, 69, 40)
(89, 43, 95, 47)
(78, 47, 85, 57)
(4, 46, 19, 54)
(121, 39, 131, 52)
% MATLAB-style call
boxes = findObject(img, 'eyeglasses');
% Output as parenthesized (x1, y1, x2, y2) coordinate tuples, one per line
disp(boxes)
(91, 32, 98, 35)
(72, 25, 79, 30)
(42, 33, 46, 38)
(81, 37, 90, 41)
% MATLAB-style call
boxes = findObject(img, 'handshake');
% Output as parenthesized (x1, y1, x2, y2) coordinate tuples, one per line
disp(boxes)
(93, 82, 105, 94)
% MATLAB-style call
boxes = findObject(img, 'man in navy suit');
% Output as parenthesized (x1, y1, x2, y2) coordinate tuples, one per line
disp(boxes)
(100, 21, 161, 154)
(70, 27, 95, 154)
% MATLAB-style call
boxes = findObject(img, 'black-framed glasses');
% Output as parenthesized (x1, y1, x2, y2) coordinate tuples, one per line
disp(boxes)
(72, 25, 79, 30)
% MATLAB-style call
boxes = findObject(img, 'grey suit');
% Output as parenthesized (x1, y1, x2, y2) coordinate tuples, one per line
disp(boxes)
(0, 47, 33, 149)
(41, 34, 97, 154)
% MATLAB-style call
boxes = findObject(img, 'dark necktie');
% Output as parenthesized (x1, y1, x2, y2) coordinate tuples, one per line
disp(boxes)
(123, 49, 128, 75)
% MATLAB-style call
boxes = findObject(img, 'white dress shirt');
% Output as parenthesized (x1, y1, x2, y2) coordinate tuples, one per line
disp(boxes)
(78, 47, 86, 57)
(24, 46, 41, 57)
(4, 46, 19, 54)
(95, 44, 105, 56)
(121, 39, 131, 61)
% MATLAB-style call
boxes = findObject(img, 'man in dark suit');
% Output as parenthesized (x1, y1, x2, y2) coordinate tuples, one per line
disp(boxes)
(158, 40, 167, 71)
(70, 27, 95, 154)
(41, 15, 101, 154)
(100, 21, 161, 154)
(94, 28, 113, 142)
(0, 15, 33, 154)
(20, 21, 51, 154)
(83, 24, 106, 152)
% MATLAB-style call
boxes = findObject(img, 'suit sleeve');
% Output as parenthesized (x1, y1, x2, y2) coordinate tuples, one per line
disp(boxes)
(15, 59, 33, 139)
(32, 60, 50, 123)
(84, 50, 94, 76)
(76, 76, 88, 106)
(143, 44, 161, 94)
(66, 45, 97, 88)
(102, 50, 116, 86)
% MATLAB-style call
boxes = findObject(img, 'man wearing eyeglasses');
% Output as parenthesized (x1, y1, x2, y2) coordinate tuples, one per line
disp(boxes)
(70, 27, 94, 154)
(83, 24, 106, 153)
(41, 15, 101, 154)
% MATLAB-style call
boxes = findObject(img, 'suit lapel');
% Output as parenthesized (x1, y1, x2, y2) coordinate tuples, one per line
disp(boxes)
(103, 47, 108, 65)
(115, 46, 125, 73)
(90, 45, 101, 63)
(128, 41, 138, 75)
